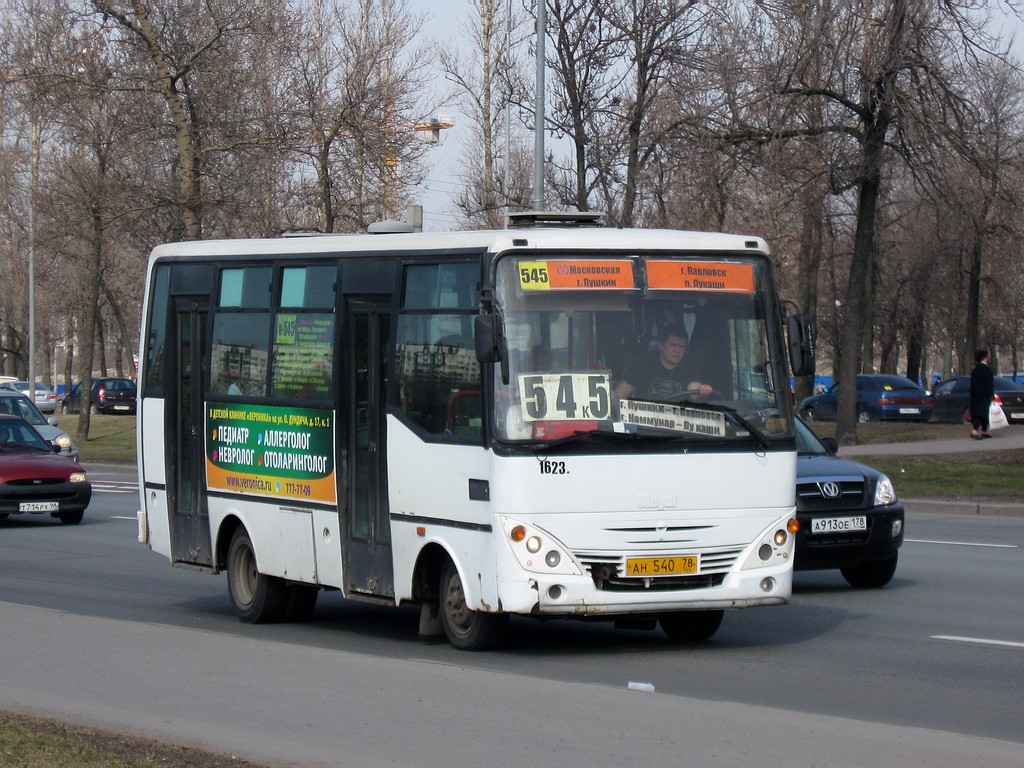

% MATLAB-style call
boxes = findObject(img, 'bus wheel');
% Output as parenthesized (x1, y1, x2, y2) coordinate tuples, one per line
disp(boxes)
(658, 610, 724, 642)
(227, 527, 288, 623)
(439, 560, 509, 651)
(283, 584, 319, 622)
(841, 554, 898, 588)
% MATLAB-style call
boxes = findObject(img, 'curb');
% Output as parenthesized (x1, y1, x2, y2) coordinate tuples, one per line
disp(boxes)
(903, 497, 1024, 518)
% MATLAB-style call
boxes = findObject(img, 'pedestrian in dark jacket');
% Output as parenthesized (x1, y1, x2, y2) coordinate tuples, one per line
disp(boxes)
(969, 349, 995, 440)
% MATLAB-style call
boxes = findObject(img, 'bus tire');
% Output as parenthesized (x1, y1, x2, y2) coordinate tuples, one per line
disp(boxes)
(227, 527, 288, 624)
(841, 554, 898, 589)
(283, 584, 319, 622)
(658, 609, 724, 642)
(439, 559, 509, 651)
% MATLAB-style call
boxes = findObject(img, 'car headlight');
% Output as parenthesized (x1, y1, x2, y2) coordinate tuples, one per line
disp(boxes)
(54, 433, 73, 450)
(70, 472, 88, 483)
(874, 474, 897, 506)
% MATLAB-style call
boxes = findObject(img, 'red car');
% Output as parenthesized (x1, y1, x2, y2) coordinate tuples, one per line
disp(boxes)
(0, 414, 92, 525)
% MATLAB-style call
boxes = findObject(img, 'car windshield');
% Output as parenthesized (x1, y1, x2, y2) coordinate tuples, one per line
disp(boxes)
(794, 418, 828, 456)
(868, 375, 921, 391)
(96, 379, 135, 391)
(0, 395, 47, 425)
(0, 419, 51, 452)
(490, 252, 794, 447)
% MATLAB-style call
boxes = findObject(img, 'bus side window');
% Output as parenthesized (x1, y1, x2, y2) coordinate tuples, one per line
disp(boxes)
(395, 262, 481, 440)
(395, 320, 481, 439)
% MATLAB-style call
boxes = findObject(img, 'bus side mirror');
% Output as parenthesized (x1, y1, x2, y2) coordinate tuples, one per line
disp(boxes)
(788, 313, 815, 378)
(475, 314, 504, 364)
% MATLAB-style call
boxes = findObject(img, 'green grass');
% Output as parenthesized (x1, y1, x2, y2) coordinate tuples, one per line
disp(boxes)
(856, 451, 1024, 501)
(804, 420, 1024, 501)
(0, 712, 265, 768)
(57, 413, 137, 463)
(804, 420, 967, 444)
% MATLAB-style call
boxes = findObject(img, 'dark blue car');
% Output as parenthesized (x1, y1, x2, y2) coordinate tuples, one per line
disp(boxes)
(799, 374, 932, 423)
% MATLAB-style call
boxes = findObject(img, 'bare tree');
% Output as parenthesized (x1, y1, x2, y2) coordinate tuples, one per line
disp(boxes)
(284, 0, 431, 233)
(442, 0, 532, 227)
(744, 0, 1005, 443)
(544, 0, 622, 211)
(90, 0, 292, 240)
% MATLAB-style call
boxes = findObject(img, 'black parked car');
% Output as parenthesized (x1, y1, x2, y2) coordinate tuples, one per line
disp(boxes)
(794, 417, 904, 588)
(930, 376, 1024, 424)
(59, 377, 137, 415)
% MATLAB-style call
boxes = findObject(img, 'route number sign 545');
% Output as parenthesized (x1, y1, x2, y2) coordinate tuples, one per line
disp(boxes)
(518, 373, 611, 422)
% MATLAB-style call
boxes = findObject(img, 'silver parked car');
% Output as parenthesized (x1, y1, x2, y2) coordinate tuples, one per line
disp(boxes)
(0, 380, 58, 414)
(0, 390, 79, 460)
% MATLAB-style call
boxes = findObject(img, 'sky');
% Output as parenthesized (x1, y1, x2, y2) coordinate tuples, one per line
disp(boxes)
(404, 0, 475, 230)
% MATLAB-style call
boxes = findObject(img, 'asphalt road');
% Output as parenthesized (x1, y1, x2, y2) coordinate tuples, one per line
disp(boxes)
(2, 466, 1023, 767)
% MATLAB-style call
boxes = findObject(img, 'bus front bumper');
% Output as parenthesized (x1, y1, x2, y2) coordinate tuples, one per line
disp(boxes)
(498, 561, 793, 616)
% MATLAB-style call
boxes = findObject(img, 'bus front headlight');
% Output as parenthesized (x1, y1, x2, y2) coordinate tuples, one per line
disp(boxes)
(501, 517, 581, 576)
(742, 516, 796, 570)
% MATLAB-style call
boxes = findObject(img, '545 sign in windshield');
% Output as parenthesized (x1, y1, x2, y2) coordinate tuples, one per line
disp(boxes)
(518, 373, 611, 421)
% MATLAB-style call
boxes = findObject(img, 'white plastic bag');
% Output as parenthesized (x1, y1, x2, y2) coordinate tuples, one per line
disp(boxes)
(989, 401, 1009, 430)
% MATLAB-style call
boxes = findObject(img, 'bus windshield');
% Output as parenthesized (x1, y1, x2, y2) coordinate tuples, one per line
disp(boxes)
(492, 253, 794, 446)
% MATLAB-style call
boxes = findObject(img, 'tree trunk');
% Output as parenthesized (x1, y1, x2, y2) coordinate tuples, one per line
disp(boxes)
(963, 236, 983, 365)
(794, 189, 823, 406)
(836, 122, 888, 444)
(76, 209, 103, 442)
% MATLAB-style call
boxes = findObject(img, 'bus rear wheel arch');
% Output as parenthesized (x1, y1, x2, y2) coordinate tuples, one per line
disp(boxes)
(438, 559, 509, 651)
(227, 526, 289, 623)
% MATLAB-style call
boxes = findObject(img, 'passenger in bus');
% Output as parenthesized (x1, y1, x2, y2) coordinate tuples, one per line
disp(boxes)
(614, 325, 712, 404)
(529, 343, 553, 371)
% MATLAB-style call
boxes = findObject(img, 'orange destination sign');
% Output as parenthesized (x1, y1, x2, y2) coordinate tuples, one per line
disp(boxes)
(518, 260, 635, 291)
(646, 260, 755, 292)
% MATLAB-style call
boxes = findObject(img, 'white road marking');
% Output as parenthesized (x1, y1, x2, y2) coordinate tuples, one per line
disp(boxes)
(91, 481, 139, 494)
(932, 635, 1024, 650)
(906, 538, 1018, 549)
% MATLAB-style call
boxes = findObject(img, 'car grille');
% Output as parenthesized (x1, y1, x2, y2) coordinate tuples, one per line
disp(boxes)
(575, 547, 742, 592)
(7, 478, 66, 486)
(796, 480, 865, 512)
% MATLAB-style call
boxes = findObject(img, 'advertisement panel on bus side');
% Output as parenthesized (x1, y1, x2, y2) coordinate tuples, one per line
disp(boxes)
(205, 402, 336, 504)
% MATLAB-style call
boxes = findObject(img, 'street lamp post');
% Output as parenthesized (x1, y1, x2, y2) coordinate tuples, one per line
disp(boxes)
(28, 118, 37, 395)
(532, 0, 545, 211)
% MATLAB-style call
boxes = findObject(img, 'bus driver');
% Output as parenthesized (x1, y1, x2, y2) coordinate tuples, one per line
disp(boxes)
(613, 325, 712, 404)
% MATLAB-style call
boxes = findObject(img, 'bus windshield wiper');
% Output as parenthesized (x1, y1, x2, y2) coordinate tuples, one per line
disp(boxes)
(531, 428, 649, 452)
(647, 396, 773, 453)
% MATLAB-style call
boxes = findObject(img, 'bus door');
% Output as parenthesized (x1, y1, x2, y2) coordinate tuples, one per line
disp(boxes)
(343, 299, 394, 597)
(168, 297, 213, 567)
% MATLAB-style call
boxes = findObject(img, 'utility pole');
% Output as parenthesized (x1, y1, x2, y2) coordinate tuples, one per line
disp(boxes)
(532, 0, 545, 211)
(28, 114, 37, 393)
